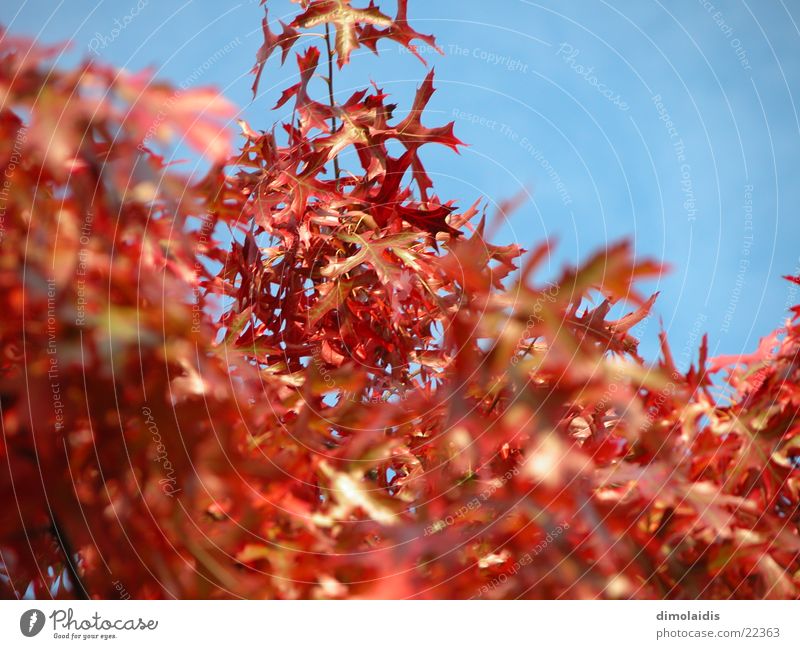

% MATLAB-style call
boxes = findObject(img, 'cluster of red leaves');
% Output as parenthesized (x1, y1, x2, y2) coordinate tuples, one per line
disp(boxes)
(1, 2, 799, 599)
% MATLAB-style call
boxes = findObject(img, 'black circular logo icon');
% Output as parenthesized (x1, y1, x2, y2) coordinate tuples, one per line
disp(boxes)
(20, 609, 45, 637)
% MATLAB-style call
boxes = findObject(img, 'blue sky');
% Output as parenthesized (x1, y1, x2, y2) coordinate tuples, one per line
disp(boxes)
(3, 0, 799, 367)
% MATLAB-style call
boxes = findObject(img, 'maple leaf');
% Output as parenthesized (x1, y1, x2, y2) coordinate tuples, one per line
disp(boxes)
(292, 0, 393, 67)
(359, 0, 442, 63)
(385, 70, 463, 197)
(308, 278, 355, 326)
(315, 461, 401, 525)
(351, 152, 461, 236)
(561, 240, 666, 306)
(569, 292, 659, 359)
(273, 47, 331, 133)
(251, 8, 300, 96)
(320, 230, 421, 284)
(312, 86, 394, 166)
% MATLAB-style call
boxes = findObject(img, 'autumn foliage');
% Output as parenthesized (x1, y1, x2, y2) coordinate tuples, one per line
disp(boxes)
(1, 1, 799, 599)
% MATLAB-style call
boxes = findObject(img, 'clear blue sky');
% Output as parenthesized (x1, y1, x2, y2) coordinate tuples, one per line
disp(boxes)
(3, 0, 799, 366)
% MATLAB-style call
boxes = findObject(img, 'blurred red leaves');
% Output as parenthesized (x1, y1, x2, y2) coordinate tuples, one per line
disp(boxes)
(0, 5, 799, 600)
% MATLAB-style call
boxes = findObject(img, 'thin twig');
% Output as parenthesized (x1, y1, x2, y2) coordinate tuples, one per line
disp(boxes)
(51, 515, 88, 599)
(323, 23, 341, 180)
